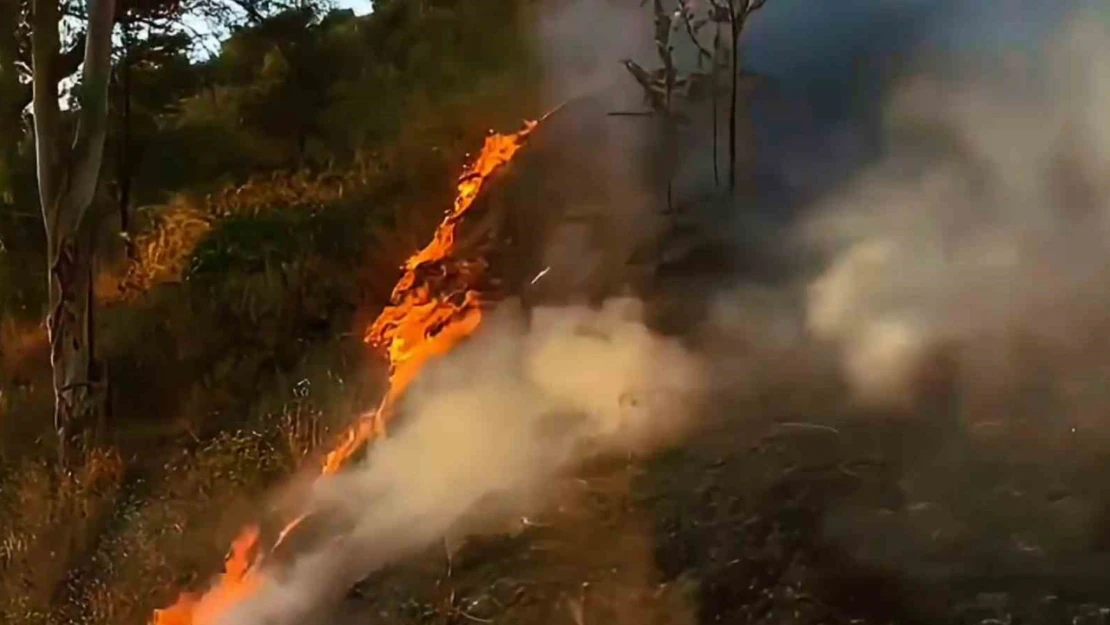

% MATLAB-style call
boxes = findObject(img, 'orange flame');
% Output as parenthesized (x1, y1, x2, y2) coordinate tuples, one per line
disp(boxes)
(322, 119, 539, 474)
(150, 527, 262, 625)
(150, 119, 539, 625)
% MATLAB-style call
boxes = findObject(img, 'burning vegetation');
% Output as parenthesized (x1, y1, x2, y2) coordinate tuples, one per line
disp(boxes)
(150, 120, 541, 625)
(332, 119, 540, 473)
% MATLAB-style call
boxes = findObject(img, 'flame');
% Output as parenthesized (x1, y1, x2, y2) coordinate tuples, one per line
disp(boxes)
(150, 119, 540, 625)
(323, 119, 539, 474)
(151, 527, 262, 625)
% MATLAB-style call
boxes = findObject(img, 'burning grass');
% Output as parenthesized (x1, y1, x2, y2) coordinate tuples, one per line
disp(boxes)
(150, 119, 542, 625)
(0, 121, 529, 625)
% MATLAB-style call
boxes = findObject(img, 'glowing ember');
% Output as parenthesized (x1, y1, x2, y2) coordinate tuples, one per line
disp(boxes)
(150, 119, 540, 625)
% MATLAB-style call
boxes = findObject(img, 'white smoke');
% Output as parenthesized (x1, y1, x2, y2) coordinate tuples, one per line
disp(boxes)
(801, 15, 1110, 413)
(529, 0, 667, 303)
(217, 298, 705, 625)
(535, 0, 651, 107)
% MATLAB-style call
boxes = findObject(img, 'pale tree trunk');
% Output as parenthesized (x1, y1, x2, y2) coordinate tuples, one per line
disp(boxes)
(32, 0, 116, 464)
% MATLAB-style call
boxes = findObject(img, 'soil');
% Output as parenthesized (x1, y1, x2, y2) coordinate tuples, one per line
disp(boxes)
(330, 405, 1110, 625)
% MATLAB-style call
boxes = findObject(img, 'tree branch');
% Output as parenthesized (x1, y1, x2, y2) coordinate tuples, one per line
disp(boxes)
(225, 0, 266, 24)
(64, 0, 117, 230)
(676, 0, 712, 65)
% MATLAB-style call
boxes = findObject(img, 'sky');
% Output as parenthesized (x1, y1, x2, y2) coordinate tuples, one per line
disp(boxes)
(54, 0, 375, 107)
(174, 0, 373, 60)
(724, 0, 1110, 220)
(335, 0, 372, 15)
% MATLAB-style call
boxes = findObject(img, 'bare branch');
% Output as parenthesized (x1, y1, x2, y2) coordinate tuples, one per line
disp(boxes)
(676, 0, 712, 65)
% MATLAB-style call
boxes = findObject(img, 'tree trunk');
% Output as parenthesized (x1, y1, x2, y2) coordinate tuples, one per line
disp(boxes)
(32, 0, 116, 464)
(725, 0, 766, 196)
(117, 20, 133, 248)
(48, 229, 103, 459)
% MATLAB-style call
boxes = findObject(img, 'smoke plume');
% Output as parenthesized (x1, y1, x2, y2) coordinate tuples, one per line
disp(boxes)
(535, 0, 650, 107)
(801, 14, 1110, 429)
(216, 298, 705, 625)
(527, 0, 668, 303)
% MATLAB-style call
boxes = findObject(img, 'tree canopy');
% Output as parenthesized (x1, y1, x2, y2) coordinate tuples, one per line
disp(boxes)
(0, 0, 538, 321)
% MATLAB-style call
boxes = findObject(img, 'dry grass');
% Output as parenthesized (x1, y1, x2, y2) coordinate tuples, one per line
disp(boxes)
(0, 317, 52, 463)
(74, 429, 290, 625)
(0, 448, 125, 624)
(99, 168, 353, 304)
(96, 144, 451, 307)
(0, 396, 348, 625)
(102, 199, 213, 303)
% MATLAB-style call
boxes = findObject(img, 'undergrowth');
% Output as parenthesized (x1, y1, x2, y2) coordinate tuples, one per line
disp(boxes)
(0, 108, 534, 625)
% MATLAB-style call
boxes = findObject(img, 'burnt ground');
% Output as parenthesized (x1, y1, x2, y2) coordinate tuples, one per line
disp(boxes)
(334, 406, 1110, 625)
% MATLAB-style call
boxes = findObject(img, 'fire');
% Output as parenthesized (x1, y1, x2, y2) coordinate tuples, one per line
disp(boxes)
(325, 120, 539, 474)
(150, 527, 261, 625)
(150, 119, 540, 625)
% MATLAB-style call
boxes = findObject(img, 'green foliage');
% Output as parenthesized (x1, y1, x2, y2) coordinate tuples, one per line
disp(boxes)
(187, 204, 366, 277)
(188, 214, 304, 275)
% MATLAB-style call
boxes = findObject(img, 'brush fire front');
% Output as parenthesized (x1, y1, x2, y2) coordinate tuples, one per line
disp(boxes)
(150, 119, 541, 625)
